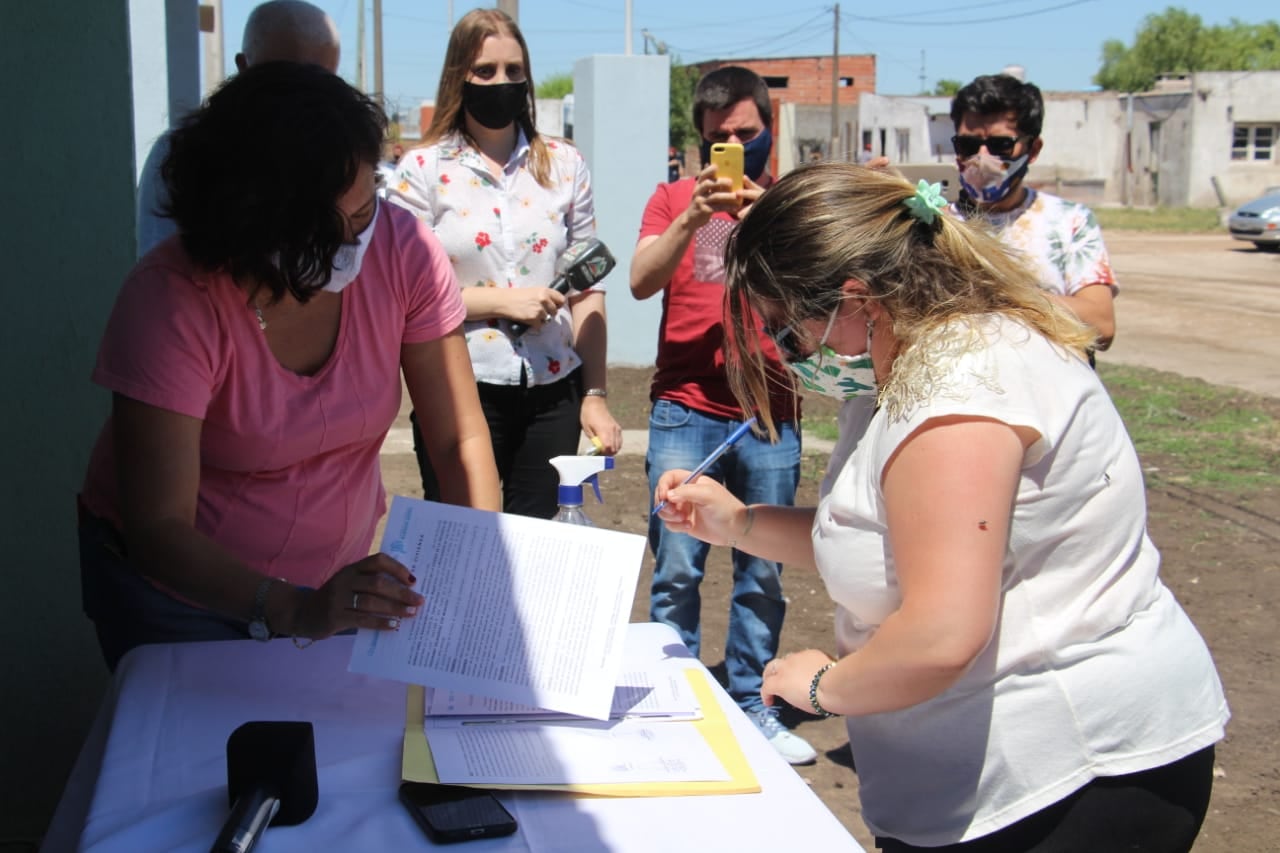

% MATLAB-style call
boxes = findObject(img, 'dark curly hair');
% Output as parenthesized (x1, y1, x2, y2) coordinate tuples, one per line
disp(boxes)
(949, 73, 1043, 140)
(162, 61, 387, 303)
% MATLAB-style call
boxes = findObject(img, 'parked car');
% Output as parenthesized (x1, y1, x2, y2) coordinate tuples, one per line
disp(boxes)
(1228, 187, 1280, 251)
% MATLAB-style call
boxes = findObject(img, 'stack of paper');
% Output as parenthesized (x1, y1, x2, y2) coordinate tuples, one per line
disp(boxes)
(349, 497, 647, 720)
(423, 649, 729, 786)
(347, 497, 760, 796)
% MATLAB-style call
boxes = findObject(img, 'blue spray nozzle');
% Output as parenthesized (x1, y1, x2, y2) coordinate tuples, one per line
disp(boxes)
(550, 455, 614, 507)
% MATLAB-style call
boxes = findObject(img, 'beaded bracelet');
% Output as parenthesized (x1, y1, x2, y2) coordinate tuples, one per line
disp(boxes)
(809, 662, 838, 718)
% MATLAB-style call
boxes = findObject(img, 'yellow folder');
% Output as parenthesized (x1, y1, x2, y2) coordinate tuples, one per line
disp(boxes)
(401, 669, 761, 796)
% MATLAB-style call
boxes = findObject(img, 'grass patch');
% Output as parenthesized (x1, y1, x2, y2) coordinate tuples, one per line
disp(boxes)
(1093, 206, 1221, 232)
(1099, 363, 1278, 493)
(799, 363, 1278, 494)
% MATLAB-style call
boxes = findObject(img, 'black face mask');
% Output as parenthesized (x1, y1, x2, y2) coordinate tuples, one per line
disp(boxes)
(462, 81, 528, 130)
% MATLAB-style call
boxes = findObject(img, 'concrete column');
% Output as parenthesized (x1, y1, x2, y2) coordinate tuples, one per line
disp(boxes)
(572, 55, 670, 367)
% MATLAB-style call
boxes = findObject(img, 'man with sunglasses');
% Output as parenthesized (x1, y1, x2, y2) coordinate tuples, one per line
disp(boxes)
(631, 67, 814, 765)
(949, 73, 1117, 357)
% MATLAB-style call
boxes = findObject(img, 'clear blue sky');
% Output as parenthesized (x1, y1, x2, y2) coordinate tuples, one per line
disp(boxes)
(219, 1, 1278, 119)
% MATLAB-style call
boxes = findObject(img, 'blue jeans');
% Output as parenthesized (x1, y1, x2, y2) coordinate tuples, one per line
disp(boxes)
(78, 504, 249, 671)
(645, 399, 801, 713)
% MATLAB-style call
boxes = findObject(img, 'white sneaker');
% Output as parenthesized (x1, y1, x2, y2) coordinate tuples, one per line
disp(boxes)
(751, 707, 817, 765)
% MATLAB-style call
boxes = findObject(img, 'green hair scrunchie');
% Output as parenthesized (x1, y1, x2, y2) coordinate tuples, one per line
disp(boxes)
(903, 179, 948, 226)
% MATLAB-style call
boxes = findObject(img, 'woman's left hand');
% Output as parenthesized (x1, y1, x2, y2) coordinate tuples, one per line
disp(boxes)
(761, 648, 837, 715)
(580, 396, 623, 455)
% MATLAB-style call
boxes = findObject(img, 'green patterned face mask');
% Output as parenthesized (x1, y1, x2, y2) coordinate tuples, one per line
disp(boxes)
(782, 308, 878, 400)
(786, 346, 877, 400)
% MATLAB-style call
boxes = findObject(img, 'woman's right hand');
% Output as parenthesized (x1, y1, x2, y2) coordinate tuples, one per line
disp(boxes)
(506, 287, 568, 328)
(291, 553, 424, 639)
(653, 469, 749, 547)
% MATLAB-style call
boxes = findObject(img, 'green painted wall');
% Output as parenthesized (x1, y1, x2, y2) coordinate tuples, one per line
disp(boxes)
(0, 2, 134, 844)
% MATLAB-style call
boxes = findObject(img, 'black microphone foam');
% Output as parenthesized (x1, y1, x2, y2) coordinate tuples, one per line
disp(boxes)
(225, 721, 319, 826)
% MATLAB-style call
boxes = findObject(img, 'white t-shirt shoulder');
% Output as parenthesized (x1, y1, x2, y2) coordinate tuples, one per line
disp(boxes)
(814, 315, 1226, 845)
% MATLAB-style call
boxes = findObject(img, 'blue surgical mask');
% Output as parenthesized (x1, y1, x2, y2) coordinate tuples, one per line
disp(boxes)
(699, 127, 774, 181)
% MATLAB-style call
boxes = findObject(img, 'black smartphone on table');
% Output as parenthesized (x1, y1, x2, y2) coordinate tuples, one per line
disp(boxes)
(398, 781, 518, 844)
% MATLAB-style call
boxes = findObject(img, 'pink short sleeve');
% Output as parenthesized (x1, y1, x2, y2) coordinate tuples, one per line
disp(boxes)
(92, 254, 225, 419)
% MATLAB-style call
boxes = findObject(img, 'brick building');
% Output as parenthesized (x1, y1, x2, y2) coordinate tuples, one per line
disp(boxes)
(694, 55, 876, 105)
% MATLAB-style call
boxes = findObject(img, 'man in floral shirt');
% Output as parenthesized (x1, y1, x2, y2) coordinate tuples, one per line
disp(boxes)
(949, 73, 1117, 357)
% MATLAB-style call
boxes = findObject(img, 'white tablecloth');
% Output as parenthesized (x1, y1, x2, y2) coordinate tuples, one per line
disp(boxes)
(42, 622, 863, 852)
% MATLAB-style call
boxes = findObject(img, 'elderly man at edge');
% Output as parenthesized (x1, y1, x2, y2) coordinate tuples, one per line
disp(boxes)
(135, 0, 341, 257)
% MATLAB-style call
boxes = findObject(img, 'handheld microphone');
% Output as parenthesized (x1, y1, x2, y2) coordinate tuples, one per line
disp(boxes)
(510, 238, 617, 337)
(211, 721, 318, 853)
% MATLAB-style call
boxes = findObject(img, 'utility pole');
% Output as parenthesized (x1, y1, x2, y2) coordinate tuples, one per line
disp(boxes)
(373, 0, 383, 99)
(356, 0, 366, 91)
(830, 3, 840, 160)
(625, 0, 633, 55)
(201, 0, 225, 96)
(497, 0, 518, 21)
(919, 50, 926, 94)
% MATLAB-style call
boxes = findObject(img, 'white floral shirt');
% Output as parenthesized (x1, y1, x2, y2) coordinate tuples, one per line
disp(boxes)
(386, 130, 598, 386)
(951, 188, 1117, 297)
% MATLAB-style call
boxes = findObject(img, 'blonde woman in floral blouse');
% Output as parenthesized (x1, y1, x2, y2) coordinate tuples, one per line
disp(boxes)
(388, 8, 621, 518)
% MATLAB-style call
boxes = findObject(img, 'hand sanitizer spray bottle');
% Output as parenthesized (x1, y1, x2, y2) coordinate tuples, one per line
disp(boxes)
(548, 455, 615, 526)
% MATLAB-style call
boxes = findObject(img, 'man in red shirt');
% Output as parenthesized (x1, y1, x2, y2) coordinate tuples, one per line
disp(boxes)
(631, 67, 813, 764)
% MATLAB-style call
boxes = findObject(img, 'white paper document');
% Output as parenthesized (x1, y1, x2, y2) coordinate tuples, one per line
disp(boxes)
(349, 497, 646, 720)
(425, 669, 702, 721)
(424, 718, 732, 785)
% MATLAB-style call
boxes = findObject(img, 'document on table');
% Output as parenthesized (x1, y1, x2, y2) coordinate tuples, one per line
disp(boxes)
(425, 669, 703, 721)
(349, 496, 647, 721)
(424, 717, 732, 786)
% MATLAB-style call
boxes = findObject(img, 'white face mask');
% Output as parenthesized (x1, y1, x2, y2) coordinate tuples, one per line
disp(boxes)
(959, 150, 1029, 205)
(322, 198, 380, 293)
(781, 307, 878, 400)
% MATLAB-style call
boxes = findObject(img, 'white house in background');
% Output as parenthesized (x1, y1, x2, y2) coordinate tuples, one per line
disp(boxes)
(843, 71, 1280, 209)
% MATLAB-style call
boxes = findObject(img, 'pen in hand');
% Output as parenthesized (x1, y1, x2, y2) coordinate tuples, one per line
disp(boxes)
(651, 416, 758, 516)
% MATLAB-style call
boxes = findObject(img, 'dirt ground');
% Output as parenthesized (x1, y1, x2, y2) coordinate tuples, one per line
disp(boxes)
(381, 232, 1280, 852)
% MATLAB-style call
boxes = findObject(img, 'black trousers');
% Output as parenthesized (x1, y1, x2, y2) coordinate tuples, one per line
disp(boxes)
(411, 373, 581, 520)
(877, 745, 1215, 853)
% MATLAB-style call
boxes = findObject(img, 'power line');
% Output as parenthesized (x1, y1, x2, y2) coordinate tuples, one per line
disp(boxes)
(662, 10, 830, 59)
(848, 0, 1098, 27)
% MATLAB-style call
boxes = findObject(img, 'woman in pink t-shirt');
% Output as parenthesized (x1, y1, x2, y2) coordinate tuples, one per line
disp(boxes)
(79, 63, 500, 671)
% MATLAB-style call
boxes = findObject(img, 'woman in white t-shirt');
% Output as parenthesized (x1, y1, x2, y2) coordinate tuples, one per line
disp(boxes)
(654, 163, 1228, 852)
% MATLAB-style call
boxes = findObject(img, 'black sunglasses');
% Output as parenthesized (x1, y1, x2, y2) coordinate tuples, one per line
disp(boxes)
(764, 324, 806, 364)
(951, 134, 1027, 158)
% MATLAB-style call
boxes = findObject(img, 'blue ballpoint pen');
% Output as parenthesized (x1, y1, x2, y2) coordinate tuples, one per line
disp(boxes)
(651, 416, 758, 516)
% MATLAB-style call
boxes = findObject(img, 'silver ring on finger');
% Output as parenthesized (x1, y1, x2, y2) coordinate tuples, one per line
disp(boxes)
(543, 312, 554, 324)
(351, 592, 360, 610)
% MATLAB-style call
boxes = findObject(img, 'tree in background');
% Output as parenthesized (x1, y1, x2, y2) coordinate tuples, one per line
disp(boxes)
(1096, 6, 1280, 92)
(531, 62, 701, 155)
(932, 79, 963, 96)
(536, 73, 574, 99)
(669, 60, 700, 151)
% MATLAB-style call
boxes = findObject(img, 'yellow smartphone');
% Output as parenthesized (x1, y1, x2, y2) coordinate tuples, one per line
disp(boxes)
(709, 142, 744, 194)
